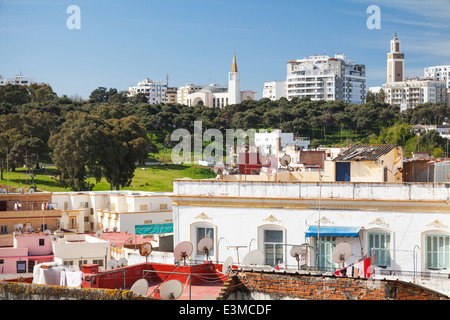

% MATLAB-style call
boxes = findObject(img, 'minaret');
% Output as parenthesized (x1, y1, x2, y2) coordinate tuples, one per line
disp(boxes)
(387, 33, 405, 82)
(228, 52, 241, 105)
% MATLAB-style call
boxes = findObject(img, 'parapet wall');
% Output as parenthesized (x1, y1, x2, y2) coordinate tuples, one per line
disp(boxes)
(173, 179, 450, 201)
(219, 270, 449, 300)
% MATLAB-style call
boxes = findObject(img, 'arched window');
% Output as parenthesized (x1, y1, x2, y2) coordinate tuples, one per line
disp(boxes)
(190, 222, 216, 260)
(366, 228, 392, 267)
(258, 225, 285, 267)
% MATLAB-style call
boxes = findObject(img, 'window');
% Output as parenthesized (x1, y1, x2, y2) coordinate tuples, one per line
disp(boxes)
(314, 236, 336, 271)
(40, 224, 48, 231)
(93, 259, 104, 266)
(0, 225, 7, 234)
(368, 232, 391, 267)
(264, 230, 283, 267)
(425, 235, 449, 270)
(80, 202, 88, 208)
(160, 203, 168, 210)
(16, 261, 27, 273)
(140, 204, 148, 211)
(196, 226, 214, 256)
(39, 239, 45, 246)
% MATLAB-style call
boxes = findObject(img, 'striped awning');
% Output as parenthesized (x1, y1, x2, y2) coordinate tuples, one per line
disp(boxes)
(305, 226, 361, 238)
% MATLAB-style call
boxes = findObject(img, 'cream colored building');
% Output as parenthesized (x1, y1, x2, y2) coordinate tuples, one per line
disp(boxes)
(52, 191, 173, 234)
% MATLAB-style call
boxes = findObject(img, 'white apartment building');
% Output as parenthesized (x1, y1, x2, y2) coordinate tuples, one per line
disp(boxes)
(177, 83, 207, 105)
(424, 65, 450, 88)
(263, 81, 286, 100)
(0, 74, 38, 86)
(52, 191, 173, 234)
(286, 54, 366, 104)
(382, 78, 448, 111)
(128, 78, 167, 104)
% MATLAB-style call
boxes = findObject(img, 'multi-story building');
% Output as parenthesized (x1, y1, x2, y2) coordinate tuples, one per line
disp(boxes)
(382, 78, 447, 110)
(165, 87, 178, 104)
(128, 78, 167, 104)
(424, 65, 450, 88)
(263, 81, 286, 100)
(286, 54, 366, 104)
(0, 74, 39, 86)
(177, 83, 207, 105)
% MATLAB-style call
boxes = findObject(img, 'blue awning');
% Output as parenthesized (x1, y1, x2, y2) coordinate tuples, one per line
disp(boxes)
(135, 223, 173, 235)
(305, 226, 361, 238)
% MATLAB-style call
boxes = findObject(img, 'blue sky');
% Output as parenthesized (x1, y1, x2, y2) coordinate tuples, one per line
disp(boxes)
(1, 0, 449, 99)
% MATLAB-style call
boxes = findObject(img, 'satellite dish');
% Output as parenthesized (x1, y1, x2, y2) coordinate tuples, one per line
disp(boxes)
(290, 245, 307, 270)
(130, 278, 149, 296)
(14, 223, 23, 231)
(51, 235, 58, 241)
(222, 256, 233, 275)
(174, 241, 193, 265)
(160, 280, 184, 300)
(113, 226, 118, 232)
(111, 242, 116, 247)
(43, 229, 51, 235)
(279, 154, 291, 167)
(213, 163, 224, 174)
(197, 237, 213, 260)
(29, 188, 35, 193)
(332, 242, 352, 266)
(127, 237, 133, 244)
(96, 229, 103, 238)
(139, 242, 153, 257)
(242, 250, 265, 266)
(24, 223, 32, 232)
(107, 259, 118, 269)
(118, 258, 128, 267)
(17, 187, 23, 193)
(2, 189, 7, 194)
(104, 228, 109, 232)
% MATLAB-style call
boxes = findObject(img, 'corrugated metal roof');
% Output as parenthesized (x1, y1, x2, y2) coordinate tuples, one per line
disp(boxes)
(333, 144, 397, 161)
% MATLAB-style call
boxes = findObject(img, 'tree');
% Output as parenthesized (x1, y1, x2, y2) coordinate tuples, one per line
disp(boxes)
(48, 112, 108, 191)
(88, 87, 118, 104)
(101, 116, 152, 190)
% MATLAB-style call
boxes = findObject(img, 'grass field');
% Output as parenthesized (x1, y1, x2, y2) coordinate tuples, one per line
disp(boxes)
(0, 162, 215, 193)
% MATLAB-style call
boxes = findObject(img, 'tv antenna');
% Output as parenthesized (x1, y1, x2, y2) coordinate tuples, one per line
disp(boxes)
(332, 242, 352, 268)
(242, 249, 265, 266)
(160, 279, 184, 300)
(174, 241, 193, 265)
(226, 245, 247, 264)
(130, 278, 149, 297)
(139, 242, 153, 262)
(197, 237, 213, 261)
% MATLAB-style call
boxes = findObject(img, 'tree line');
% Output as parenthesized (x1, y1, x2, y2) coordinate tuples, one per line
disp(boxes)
(0, 83, 449, 191)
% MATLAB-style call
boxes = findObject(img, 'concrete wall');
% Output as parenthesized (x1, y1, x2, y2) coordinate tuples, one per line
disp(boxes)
(173, 179, 450, 201)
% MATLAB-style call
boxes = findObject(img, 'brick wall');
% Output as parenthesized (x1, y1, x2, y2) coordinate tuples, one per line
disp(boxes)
(219, 270, 449, 300)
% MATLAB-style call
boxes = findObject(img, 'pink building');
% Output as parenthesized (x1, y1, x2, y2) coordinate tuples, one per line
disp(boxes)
(0, 233, 54, 275)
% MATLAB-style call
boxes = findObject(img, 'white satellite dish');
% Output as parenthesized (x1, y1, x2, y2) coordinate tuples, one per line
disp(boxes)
(197, 237, 213, 260)
(28, 188, 35, 193)
(290, 245, 306, 270)
(104, 228, 109, 232)
(332, 242, 352, 266)
(107, 259, 118, 269)
(112, 226, 118, 232)
(213, 162, 224, 174)
(17, 187, 23, 193)
(51, 235, 58, 241)
(160, 279, 184, 300)
(96, 229, 103, 238)
(24, 223, 32, 232)
(222, 256, 233, 275)
(242, 250, 265, 266)
(43, 229, 51, 235)
(14, 223, 23, 231)
(130, 278, 149, 296)
(279, 154, 291, 167)
(2, 189, 7, 194)
(174, 241, 193, 265)
(118, 258, 128, 267)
